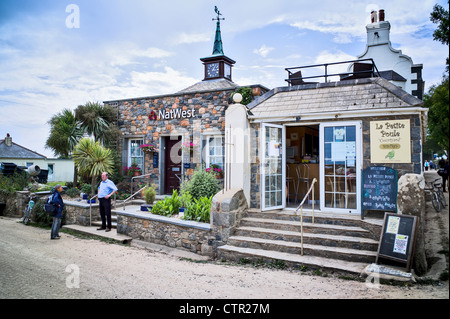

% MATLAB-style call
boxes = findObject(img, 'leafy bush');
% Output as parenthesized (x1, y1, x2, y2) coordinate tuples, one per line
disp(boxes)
(151, 190, 180, 217)
(180, 169, 219, 200)
(0, 173, 28, 195)
(66, 187, 80, 198)
(183, 196, 212, 223)
(143, 186, 156, 204)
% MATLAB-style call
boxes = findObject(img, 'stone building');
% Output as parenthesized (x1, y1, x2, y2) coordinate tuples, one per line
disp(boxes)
(104, 12, 267, 195)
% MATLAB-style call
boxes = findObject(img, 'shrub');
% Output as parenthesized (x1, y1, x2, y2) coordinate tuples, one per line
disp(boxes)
(180, 168, 219, 200)
(0, 173, 28, 195)
(151, 190, 180, 217)
(143, 186, 156, 204)
(66, 187, 80, 198)
(183, 196, 212, 223)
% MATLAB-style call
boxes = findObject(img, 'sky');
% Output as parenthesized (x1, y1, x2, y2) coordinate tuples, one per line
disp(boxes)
(0, 0, 448, 158)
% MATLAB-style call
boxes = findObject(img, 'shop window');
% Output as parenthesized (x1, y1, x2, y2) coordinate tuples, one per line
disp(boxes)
(202, 135, 224, 169)
(128, 139, 144, 170)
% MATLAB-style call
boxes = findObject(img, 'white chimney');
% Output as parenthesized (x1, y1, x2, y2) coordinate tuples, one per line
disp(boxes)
(5, 133, 12, 147)
(366, 10, 390, 46)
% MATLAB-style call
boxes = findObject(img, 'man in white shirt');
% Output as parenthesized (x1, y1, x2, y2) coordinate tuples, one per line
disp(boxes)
(97, 172, 118, 232)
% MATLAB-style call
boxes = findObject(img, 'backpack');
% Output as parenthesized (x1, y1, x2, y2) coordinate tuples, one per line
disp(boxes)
(44, 194, 58, 216)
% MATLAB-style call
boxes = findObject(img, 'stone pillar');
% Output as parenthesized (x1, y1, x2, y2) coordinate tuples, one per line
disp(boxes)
(397, 174, 427, 275)
(224, 93, 251, 206)
(210, 188, 248, 254)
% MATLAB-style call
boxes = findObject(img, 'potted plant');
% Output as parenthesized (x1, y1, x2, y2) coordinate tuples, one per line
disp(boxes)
(206, 164, 224, 179)
(179, 191, 192, 217)
(80, 184, 91, 200)
(139, 144, 155, 153)
(141, 186, 156, 211)
(123, 162, 142, 177)
(181, 141, 197, 153)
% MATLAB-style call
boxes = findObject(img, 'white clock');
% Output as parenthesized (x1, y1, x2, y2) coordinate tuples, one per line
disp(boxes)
(206, 63, 219, 78)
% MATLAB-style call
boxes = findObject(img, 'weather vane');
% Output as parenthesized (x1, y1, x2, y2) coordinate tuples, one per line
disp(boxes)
(213, 6, 225, 22)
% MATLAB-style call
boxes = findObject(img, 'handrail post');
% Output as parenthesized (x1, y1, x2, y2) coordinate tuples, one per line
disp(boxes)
(89, 194, 98, 227)
(300, 206, 303, 256)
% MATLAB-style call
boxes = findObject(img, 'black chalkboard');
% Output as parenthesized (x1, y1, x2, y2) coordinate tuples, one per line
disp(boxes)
(376, 213, 418, 271)
(362, 166, 397, 218)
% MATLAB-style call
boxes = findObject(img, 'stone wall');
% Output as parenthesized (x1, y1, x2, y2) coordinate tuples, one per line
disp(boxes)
(64, 200, 100, 226)
(116, 210, 213, 256)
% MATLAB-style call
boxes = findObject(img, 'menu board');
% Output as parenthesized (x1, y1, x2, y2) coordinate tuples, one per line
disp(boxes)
(362, 166, 397, 217)
(376, 213, 418, 271)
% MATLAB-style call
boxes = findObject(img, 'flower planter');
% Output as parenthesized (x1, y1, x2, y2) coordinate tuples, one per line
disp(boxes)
(140, 204, 153, 212)
(82, 194, 88, 200)
(87, 199, 96, 204)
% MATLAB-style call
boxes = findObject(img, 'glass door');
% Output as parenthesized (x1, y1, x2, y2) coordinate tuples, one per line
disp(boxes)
(261, 123, 285, 211)
(320, 122, 361, 214)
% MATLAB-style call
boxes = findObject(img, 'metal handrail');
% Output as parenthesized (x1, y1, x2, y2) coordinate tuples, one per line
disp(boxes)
(294, 178, 317, 256)
(131, 173, 153, 195)
(122, 185, 148, 210)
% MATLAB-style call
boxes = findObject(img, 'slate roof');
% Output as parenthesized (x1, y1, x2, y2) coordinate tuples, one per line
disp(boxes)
(247, 77, 424, 118)
(178, 78, 239, 94)
(0, 139, 46, 159)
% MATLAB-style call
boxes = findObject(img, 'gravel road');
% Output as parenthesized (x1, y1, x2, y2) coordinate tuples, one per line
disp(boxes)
(0, 216, 447, 300)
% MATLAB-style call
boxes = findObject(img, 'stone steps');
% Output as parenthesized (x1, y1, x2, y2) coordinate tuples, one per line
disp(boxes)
(217, 210, 382, 274)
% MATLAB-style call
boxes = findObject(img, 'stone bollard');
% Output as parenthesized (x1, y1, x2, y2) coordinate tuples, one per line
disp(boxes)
(397, 174, 427, 275)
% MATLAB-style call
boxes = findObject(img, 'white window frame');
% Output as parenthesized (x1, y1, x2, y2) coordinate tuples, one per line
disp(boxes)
(202, 135, 224, 169)
(128, 138, 144, 171)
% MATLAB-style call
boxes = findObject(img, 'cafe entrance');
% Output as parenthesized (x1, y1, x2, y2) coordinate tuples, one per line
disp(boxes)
(261, 121, 362, 215)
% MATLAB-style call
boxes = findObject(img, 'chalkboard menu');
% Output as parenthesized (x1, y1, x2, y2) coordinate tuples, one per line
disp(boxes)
(362, 166, 397, 218)
(376, 213, 418, 271)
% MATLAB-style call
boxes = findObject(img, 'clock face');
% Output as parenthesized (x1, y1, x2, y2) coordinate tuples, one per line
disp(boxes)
(224, 64, 231, 79)
(206, 63, 219, 78)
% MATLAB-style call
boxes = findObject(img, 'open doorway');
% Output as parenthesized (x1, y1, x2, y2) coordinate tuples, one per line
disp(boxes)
(285, 125, 320, 210)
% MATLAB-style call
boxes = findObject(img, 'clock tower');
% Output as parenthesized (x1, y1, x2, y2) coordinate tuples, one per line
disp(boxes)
(201, 7, 236, 82)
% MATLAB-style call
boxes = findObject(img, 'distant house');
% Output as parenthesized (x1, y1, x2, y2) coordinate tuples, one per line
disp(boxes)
(0, 133, 74, 183)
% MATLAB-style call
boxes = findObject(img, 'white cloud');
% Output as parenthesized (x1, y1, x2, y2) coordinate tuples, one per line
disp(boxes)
(253, 44, 275, 57)
(172, 32, 210, 45)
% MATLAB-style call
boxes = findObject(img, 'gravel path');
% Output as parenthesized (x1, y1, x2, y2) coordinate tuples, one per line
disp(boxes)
(0, 217, 447, 300)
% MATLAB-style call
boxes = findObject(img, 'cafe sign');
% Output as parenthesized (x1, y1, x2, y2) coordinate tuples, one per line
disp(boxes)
(370, 119, 411, 163)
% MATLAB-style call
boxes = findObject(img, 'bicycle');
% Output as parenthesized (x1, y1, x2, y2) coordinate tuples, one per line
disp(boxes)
(433, 178, 447, 209)
(425, 178, 446, 212)
(22, 195, 35, 225)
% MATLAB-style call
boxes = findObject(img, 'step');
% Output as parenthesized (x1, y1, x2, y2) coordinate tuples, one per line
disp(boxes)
(240, 217, 372, 238)
(217, 245, 369, 275)
(228, 236, 377, 263)
(234, 226, 379, 251)
(63, 224, 132, 244)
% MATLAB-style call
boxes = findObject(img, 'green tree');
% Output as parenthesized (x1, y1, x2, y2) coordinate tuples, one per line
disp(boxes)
(45, 109, 84, 186)
(430, 1, 449, 71)
(75, 101, 120, 147)
(424, 78, 449, 151)
(72, 138, 115, 196)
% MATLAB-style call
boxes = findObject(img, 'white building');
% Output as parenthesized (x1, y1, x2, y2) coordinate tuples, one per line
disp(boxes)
(356, 9, 424, 99)
(0, 134, 74, 183)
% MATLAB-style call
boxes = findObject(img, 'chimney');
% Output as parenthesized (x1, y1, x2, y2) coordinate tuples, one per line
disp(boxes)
(379, 9, 385, 22)
(5, 133, 12, 147)
(371, 11, 378, 23)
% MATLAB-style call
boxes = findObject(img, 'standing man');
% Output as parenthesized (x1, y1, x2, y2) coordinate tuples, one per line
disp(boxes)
(97, 172, 118, 232)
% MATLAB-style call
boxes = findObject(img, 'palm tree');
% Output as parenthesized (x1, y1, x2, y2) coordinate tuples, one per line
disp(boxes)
(72, 138, 115, 196)
(75, 102, 120, 147)
(45, 109, 85, 186)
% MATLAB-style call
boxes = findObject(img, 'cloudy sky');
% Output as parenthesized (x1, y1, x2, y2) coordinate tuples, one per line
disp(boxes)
(0, 0, 448, 158)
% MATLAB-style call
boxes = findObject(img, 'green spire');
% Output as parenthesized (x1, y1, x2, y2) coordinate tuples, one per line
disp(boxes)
(212, 6, 225, 56)
(212, 20, 224, 55)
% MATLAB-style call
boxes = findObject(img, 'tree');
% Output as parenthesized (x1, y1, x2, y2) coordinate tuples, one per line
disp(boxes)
(75, 101, 120, 147)
(430, 1, 449, 71)
(45, 109, 84, 186)
(423, 78, 449, 151)
(72, 138, 115, 196)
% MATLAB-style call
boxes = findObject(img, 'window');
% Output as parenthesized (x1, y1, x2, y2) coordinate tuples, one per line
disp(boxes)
(203, 135, 224, 169)
(128, 139, 144, 171)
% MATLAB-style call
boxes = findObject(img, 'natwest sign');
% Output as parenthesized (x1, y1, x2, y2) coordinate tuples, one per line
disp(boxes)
(150, 108, 196, 121)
